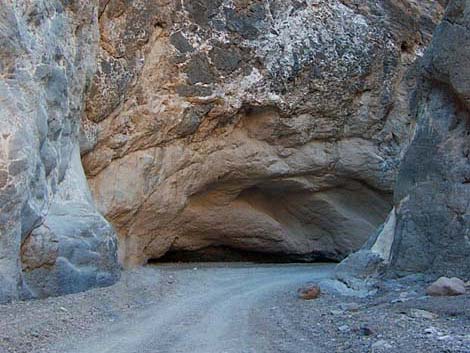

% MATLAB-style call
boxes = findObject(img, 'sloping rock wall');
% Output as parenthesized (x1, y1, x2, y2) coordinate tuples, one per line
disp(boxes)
(0, 0, 119, 303)
(82, 0, 445, 266)
(337, 0, 470, 282)
(387, 0, 470, 278)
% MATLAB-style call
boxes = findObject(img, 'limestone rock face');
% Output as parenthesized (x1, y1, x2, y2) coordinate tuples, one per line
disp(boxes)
(83, 0, 444, 266)
(0, 0, 119, 303)
(338, 0, 470, 281)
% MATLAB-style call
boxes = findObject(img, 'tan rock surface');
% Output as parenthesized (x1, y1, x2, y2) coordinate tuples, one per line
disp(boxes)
(83, 0, 445, 266)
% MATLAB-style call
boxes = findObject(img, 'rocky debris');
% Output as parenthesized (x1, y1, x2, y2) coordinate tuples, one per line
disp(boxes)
(426, 277, 466, 297)
(0, 0, 119, 303)
(335, 0, 470, 283)
(298, 284, 321, 300)
(261, 271, 470, 353)
(332, 250, 384, 295)
(82, 0, 445, 266)
(0, 264, 469, 353)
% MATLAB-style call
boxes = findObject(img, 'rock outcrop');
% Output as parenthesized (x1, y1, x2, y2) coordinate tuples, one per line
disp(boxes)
(0, 0, 119, 303)
(337, 0, 470, 282)
(83, 0, 444, 266)
(1, 0, 460, 303)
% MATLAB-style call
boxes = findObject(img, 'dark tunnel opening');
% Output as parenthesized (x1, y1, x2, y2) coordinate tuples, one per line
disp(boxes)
(149, 246, 341, 264)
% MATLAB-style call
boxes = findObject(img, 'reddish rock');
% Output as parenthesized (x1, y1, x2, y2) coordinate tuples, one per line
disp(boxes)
(298, 284, 321, 300)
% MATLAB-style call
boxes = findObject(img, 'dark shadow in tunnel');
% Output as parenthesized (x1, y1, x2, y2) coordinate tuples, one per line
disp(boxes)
(149, 246, 340, 264)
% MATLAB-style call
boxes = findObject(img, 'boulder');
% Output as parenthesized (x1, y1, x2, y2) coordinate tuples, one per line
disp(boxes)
(426, 277, 466, 297)
(387, 0, 470, 278)
(21, 147, 119, 299)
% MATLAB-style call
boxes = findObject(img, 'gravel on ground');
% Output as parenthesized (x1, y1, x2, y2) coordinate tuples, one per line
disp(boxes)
(0, 263, 468, 353)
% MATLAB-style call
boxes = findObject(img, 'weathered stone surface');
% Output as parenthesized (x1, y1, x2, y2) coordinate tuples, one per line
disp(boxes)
(426, 277, 466, 297)
(0, 0, 119, 303)
(21, 147, 119, 299)
(337, 0, 470, 282)
(83, 0, 444, 266)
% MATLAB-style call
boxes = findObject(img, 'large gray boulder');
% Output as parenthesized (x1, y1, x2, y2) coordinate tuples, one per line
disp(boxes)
(337, 0, 470, 283)
(389, 0, 470, 278)
(0, 0, 119, 303)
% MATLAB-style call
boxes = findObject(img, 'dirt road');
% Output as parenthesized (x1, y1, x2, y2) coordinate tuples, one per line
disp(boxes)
(1, 263, 468, 353)
(54, 264, 334, 353)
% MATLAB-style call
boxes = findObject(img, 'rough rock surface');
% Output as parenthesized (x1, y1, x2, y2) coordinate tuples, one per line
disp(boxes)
(337, 0, 470, 284)
(83, 0, 445, 266)
(426, 277, 466, 297)
(0, 0, 119, 303)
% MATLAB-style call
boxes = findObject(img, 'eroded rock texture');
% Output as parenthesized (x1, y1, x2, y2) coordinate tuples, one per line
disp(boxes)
(0, 0, 119, 303)
(337, 0, 470, 281)
(83, 0, 445, 266)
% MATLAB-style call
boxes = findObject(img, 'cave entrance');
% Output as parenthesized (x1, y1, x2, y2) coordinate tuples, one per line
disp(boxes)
(149, 246, 339, 264)
(146, 178, 393, 266)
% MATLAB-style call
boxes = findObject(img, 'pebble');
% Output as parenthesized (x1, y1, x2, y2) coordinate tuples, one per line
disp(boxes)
(424, 327, 443, 336)
(339, 302, 360, 312)
(391, 298, 405, 303)
(372, 340, 393, 351)
(437, 335, 452, 341)
(408, 309, 438, 320)
(298, 284, 321, 300)
(359, 325, 375, 336)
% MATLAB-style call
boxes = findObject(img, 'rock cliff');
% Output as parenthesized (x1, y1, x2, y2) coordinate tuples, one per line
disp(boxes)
(82, 0, 444, 266)
(0, 0, 119, 303)
(337, 0, 470, 284)
(1, 0, 463, 304)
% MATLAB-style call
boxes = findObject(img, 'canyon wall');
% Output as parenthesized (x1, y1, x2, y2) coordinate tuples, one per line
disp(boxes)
(1, 0, 462, 303)
(337, 0, 470, 283)
(0, 0, 119, 303)
(83, 0, 444, 266)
